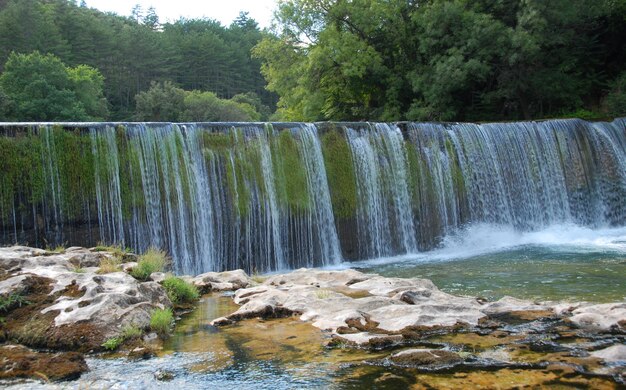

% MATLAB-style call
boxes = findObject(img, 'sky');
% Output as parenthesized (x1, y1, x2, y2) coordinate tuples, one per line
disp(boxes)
(85, 0, 278, 28)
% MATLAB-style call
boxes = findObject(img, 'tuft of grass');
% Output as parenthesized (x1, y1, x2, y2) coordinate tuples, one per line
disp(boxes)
(97, 256, 121, 274)
(101, 336, 123, 351)
(130, 248, 167, 281)
(150, 308, 173, 336)
(100, 325, 143, 352)
(121, 325, 142, 339)
(0, 293, 29, 313)
(162, 276, 199, 304)
(46, 244, 66, 254)
(315, 289, 332, 299)
(71, 266, 86, 274)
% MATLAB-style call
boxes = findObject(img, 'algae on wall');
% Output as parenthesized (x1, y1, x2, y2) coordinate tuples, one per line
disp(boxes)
(320, 129, 358, 219)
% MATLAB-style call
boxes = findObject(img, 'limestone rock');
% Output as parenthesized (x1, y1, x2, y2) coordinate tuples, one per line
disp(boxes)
(191, 269, 251, 293)
(591, 344, 626, 362)
(567, 302, 626, 331)
(0, 246, 172, 351)
(389, 348, 464, 366)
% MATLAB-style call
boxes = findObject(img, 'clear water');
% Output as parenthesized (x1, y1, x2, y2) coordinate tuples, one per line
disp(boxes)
(335, 223, 626, 302)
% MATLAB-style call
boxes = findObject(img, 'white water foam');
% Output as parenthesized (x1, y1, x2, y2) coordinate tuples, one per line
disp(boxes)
(331, 223, 626, 269)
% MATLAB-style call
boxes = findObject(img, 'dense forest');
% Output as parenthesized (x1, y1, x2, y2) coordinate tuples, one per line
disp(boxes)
(0, 0, 624, 122)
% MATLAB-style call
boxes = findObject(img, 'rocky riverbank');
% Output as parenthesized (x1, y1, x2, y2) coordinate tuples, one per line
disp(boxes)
(1, 246, 624, 387)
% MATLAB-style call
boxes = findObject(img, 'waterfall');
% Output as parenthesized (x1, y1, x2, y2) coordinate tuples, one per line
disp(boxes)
(0, 118, 624, 272)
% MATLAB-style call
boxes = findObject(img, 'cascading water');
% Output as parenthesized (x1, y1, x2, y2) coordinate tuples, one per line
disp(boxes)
(0, 118, 624, 273)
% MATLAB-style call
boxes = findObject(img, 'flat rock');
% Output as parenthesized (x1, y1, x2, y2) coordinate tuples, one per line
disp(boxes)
(191, 269, 251, 293)
(568, 302, 626, 331)
(591, 344, 626, 362)
(389, 348, 464, 366)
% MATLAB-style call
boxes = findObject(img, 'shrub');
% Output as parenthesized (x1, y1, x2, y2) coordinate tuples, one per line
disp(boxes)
(162, 276, 199, 304)
(150, 308, 173, 336)
(606, 72, 626, 117)
(121, 325, 142, 339)
(130, 248, 167, 281)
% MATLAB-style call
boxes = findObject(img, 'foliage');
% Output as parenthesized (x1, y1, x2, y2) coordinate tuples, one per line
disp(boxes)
(150, 308, 173, 336)
(181, 90, 258, 122)
(100, 325, 143, 351)
(101, 336, 122, 351)
(135, 82, 264, 122)
(0, 293, 29, 313)
(606, 72, 626, 117)
(0, 0, 275, 120)
(162, 276, 199, 304)
(130, 248, 167, 281)
(257, 0, 626, 121)
(0, 51, 107, 121)
(135, 81, 185, 122)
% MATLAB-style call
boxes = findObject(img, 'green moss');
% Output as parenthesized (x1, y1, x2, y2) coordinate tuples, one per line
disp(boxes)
(116, 125, 145, 220)
(52, 126, 96, 221)
(201, 131, 233, 150)
(272, 130, 310, 211)
(320, 129, 357, 218)
(405, 142, 421, 208)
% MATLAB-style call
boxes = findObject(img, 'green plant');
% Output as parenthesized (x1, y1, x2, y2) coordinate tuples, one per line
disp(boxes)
(315, 289, 332, 299)
(100, 325, 143, 351)
(71, 267, 86, 274)
(97, 256, 121, 274)
(101, 336, 123, 351)
(150, 308, 173, 336)
(162, 276, 199, 304)
(121, 325, 143, 340)
(130, 248, 167, 281)
(0, 293, 29, 313)
(45, 244, 66, 254)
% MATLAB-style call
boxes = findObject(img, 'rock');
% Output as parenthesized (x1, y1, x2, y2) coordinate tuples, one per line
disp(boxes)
(591, 344, 626, 363)
(0, 246, 172, 351)
(121, 262, 138, 272)
(0, 344, 87, 381)
(191, 269, 251, 293)
(482, 296, 554, 321)
(128, 346, 156, 360)
(568, 303, 626, 331)
(154, 369, 175, 381)
(150, 272, 167, 283)
(389, 348, 464, 366)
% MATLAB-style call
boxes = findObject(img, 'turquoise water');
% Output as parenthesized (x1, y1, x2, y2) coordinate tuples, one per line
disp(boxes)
(343, 223, 626, 302)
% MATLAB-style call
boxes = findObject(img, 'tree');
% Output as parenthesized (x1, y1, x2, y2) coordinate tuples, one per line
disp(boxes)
(606, 72, 626, 117)
(0, 51, 108, 121)
(134, 81, 186, 121)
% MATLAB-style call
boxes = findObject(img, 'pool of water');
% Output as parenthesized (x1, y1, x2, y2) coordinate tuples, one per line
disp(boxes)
(337, 223, 626, 302)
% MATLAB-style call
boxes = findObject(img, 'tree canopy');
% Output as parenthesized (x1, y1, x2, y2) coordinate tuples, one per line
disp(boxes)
(0, 51, 107, 121)
(255, 0, 626, 121)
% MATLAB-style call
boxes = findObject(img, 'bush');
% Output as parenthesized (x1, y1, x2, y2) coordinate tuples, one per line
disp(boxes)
(150, 308, 173, 336)
(100, 325, 143, 351)
(162, 276, 199, 304)
(130, 248, 167, 281)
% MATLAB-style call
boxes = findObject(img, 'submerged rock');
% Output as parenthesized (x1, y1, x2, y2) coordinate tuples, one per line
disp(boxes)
(0, 344, 87, 381)
(389, 348, 464, 367)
